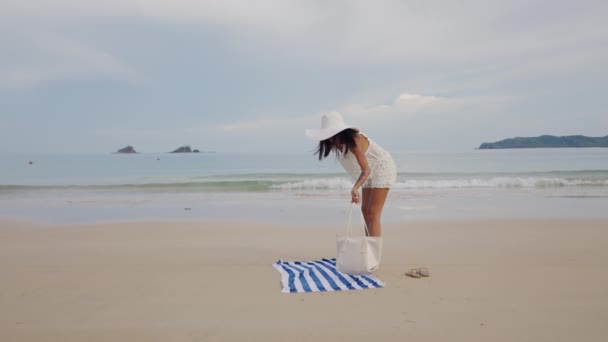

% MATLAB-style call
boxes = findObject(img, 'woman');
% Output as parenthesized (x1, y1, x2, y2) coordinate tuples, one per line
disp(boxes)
(306, 112, 397, 237)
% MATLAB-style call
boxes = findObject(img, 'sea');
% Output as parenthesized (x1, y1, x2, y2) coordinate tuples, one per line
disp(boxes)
(1, 148, 608, 225)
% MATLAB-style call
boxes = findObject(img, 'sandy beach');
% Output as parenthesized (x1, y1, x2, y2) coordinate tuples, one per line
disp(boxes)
(1, 218, 607, 341)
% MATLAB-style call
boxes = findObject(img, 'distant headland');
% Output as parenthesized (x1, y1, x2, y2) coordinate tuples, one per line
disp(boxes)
(479, 135, 608, 149)
(114, 146, 138, 154)
(170, 145, 199, 153)
(114, 145, 216, 153)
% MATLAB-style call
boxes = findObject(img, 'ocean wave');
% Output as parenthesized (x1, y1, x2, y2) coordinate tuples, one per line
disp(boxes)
(273, 177, 608, 190)
(0, 181, 278, 192)
(393, 177, 608, 189)
(1, 175, 607, 194)
(271, 178, 354, 190)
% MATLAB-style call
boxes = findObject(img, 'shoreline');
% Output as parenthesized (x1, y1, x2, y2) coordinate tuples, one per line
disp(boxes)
(2, 217, 608, 341)
(3, 187, 608, 226)
(3, 215, 608, 228)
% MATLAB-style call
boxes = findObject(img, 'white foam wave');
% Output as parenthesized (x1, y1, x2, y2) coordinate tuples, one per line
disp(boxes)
(272, 177, 608, 190)
(395, 177, 608, 189)
(272, 178, 353, 190)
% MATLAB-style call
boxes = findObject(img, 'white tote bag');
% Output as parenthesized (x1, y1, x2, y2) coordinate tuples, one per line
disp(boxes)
(336, 203, 383, 275)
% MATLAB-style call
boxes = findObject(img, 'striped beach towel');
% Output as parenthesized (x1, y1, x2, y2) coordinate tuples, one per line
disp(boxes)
(273, 258, 384, 293)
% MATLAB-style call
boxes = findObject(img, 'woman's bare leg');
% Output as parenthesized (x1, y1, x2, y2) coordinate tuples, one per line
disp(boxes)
(361, 187, 390, 237)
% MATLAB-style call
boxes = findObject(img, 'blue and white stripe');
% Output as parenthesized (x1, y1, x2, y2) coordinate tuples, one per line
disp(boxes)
(273, 258, 384, 293)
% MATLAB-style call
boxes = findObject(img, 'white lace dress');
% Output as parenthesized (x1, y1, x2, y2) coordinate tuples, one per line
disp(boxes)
(337, 133, 397, 188)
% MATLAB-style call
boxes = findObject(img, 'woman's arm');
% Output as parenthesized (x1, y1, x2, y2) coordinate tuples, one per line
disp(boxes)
(350, 135, 371, 203)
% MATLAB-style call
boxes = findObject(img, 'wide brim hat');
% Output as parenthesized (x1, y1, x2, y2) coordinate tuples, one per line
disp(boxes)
(305, 112, 358, 141)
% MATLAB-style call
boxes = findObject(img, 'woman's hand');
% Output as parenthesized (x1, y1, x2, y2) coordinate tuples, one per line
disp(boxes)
(351, 188, 360, 204)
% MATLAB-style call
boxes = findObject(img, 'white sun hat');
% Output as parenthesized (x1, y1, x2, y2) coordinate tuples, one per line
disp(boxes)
(305, 112, 359, 141)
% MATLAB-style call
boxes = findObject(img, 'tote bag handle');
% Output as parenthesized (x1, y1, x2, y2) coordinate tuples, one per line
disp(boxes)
(346, 203, 371, 237)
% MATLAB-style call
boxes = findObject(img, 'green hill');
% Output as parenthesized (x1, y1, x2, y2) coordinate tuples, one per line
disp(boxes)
(479, 135, 608, 149)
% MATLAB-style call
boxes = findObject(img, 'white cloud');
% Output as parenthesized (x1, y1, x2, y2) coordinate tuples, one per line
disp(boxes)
(208, 91, 520, 152)
(219, 91, 515, 135)
(394, 93, 440, 111)
(341, 92, 515, 122)
(1, 1, 606, 153)
(218, 112, 319, 133)
(0, 30, 136, 89)
(1, 0, 605, 89)
(3, 1, 605, 63)
(0, 0, 325, 33)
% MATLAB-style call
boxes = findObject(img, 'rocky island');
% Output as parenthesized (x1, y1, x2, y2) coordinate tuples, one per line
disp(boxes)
(479, 135, 608, 149)
(115, 146, 138, 153)
(170, 145, 200, 153)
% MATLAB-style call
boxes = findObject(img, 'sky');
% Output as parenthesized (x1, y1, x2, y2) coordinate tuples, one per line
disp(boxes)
(1, 0, 607, 154)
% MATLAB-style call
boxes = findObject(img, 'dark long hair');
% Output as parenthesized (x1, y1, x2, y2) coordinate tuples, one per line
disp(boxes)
(315, 129, 358, 160)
